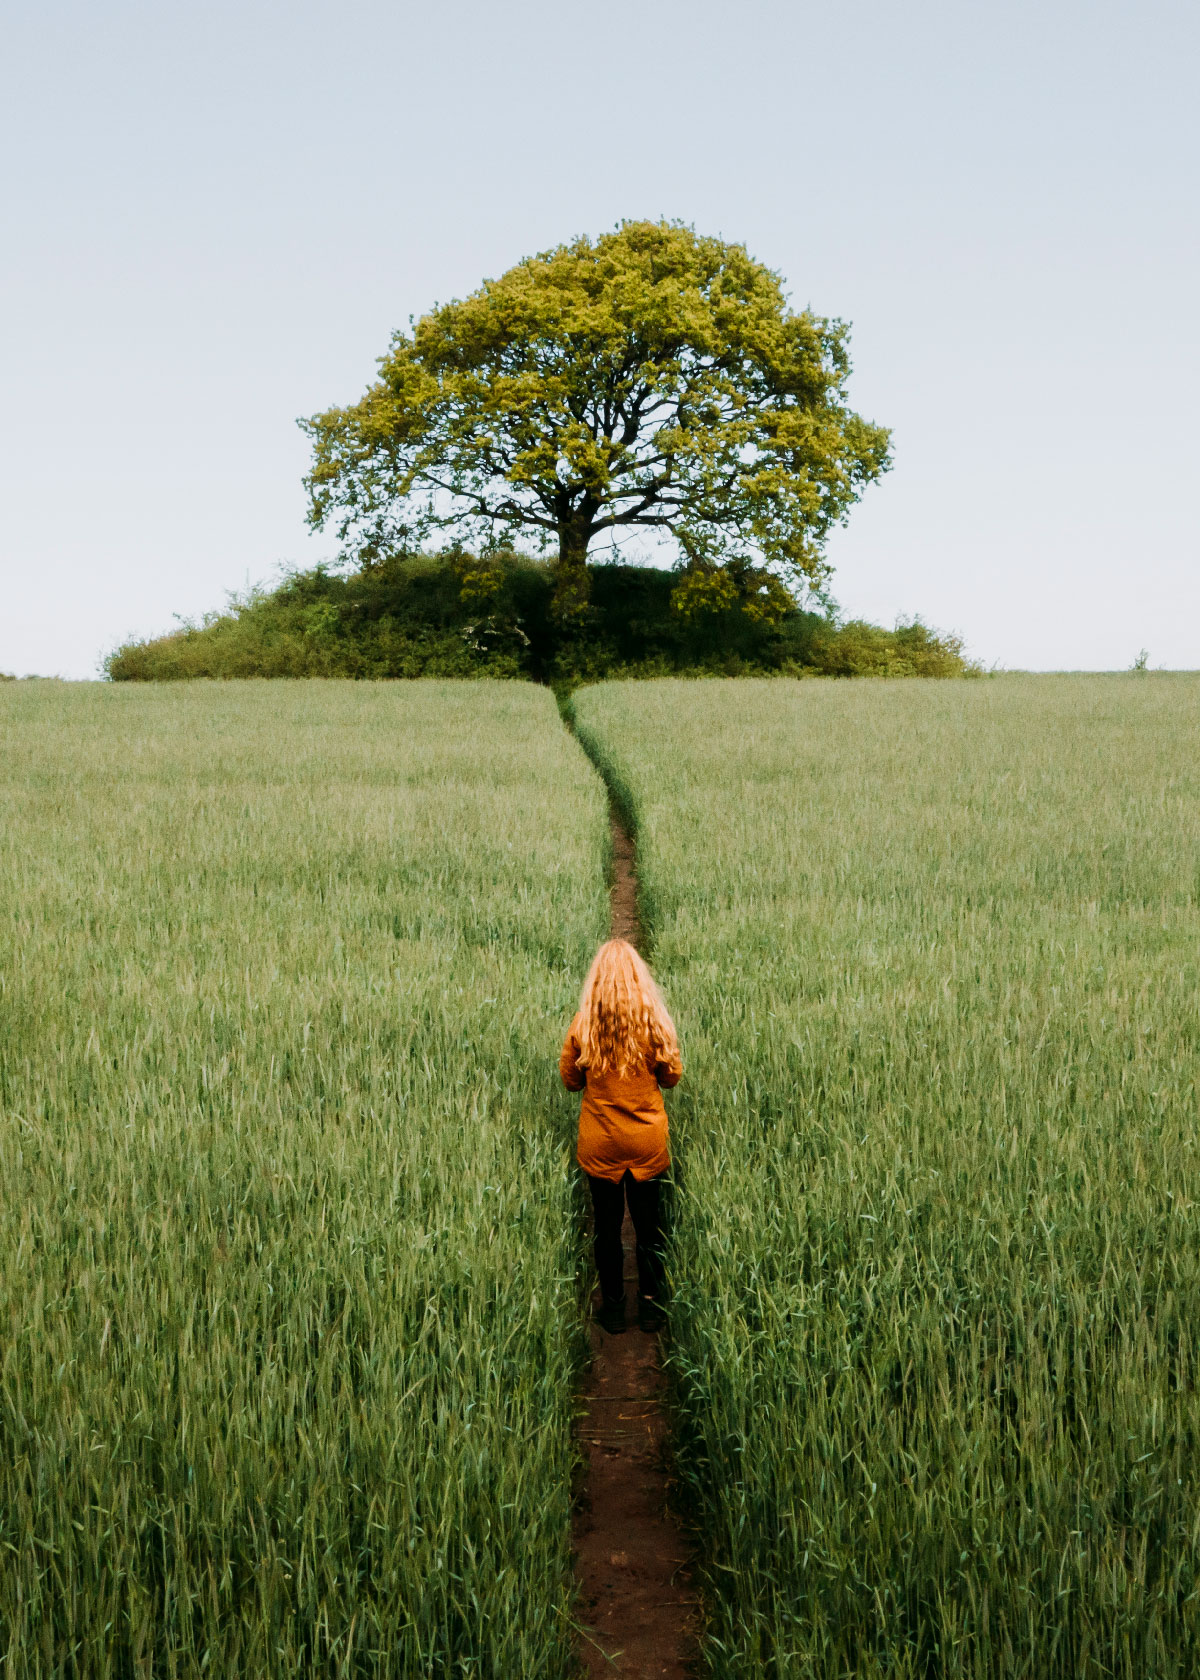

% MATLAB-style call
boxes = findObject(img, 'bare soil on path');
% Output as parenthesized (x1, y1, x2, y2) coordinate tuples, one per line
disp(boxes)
(571, 805, 698, 1677)
(606, 811, 641, 949)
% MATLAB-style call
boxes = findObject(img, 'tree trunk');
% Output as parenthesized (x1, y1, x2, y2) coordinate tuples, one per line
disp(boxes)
(552, 518, 593, 623)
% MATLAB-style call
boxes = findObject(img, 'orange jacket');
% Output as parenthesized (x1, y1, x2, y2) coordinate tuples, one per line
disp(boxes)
(559, 1013, 682, 1182)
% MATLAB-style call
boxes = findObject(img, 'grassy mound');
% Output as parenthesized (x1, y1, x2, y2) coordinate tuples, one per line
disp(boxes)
(106, 553, 976, 684)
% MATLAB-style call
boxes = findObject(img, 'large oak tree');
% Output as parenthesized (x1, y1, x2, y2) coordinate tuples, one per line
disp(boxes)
(301, 221, 891, 618)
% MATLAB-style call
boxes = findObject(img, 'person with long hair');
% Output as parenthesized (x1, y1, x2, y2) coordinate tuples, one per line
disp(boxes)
(559, 938, 682, 1333)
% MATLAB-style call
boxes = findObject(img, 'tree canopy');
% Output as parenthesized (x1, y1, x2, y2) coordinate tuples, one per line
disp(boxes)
(301, 221, 891, 618)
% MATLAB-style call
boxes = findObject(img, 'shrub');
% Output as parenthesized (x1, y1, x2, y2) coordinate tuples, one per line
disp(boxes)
(808, 616, 979, 678)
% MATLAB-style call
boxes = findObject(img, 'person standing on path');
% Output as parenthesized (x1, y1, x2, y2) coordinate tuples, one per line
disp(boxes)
(559, 938, 682, 1335)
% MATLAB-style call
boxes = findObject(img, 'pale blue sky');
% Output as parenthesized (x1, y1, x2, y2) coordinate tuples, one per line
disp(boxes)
(2, 0, 1196, 677)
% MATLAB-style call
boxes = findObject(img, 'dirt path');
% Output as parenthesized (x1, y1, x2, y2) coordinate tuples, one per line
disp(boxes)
(571, 803, 698, 1677)
(606, 809, 642, 948)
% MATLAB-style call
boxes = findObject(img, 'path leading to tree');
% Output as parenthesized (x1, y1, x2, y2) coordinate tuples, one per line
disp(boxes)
(571, 795, 698, 1677)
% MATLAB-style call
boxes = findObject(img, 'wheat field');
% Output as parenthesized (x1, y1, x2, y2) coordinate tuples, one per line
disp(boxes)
(573, 673, 1200, 1679)
(0, 680, 607, 1678)
(8, 672, 1200, 1677)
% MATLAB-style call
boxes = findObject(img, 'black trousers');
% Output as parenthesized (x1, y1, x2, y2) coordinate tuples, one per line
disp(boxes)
(586, 1170, 666, 1305)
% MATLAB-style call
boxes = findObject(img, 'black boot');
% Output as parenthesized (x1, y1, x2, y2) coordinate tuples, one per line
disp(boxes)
(596, 1296, 627, 1335)
(637, 1295, 666, 1333)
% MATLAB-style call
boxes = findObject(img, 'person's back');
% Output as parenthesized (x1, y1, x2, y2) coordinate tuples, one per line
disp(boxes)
(558, 939, 682, 1333)
(560, 1016, 679, 1182)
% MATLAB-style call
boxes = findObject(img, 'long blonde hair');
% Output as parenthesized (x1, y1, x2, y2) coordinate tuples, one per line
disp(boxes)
(575, 939, 680, 1076)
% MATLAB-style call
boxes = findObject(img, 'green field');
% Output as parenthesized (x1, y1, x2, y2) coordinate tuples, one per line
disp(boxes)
(0, 681, 606, 1678)
(573, 674, 1200, 1678)
(6, 674, 1200, 1677)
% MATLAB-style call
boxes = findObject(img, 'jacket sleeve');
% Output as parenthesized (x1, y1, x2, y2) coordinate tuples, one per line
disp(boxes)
(654, 1053, 682, 1090)
(559, 1026, 585, 1092)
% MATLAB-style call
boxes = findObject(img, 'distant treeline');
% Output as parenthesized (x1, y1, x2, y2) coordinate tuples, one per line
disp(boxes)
(105, 552, 977, 685)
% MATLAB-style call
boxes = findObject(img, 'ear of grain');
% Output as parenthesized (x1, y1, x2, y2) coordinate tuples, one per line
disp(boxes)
(574, 673, 1200, 1680)
(0, 679, 607, 1678)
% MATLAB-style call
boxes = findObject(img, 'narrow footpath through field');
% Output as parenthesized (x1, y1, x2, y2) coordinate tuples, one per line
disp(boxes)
(570, 789, 698, 1677)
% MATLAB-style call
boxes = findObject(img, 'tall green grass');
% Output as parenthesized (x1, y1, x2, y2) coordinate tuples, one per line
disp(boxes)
(0, 680, 607, 1678)
(572, 674, 1200, 1679)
